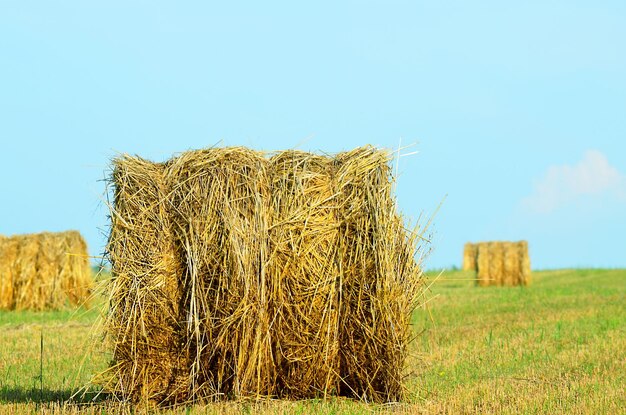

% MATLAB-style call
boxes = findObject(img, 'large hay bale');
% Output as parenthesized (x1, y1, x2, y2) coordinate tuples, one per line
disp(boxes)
(474, 240, 530, 287)
(334, 147, 421, 401)
(0, 231, 92, 310)
(462, 243, 477, 271)
(102, 145, 427, 404)
(105, 157, 186, 404)
(168, 148, 273, 399)
(267, 151, 340, 398)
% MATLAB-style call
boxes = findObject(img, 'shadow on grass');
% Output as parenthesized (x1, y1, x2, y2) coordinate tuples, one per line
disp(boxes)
(0, 386, 109, 405)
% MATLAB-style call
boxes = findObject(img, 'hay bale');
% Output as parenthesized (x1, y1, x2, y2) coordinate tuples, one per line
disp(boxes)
(267, 151, 340, 398)
(59, 230, 93, 306)
(12, 235, 42, 310)
(102, 145, 426, 404)
(475, 242, 491, 286)
(0, 231, 92, 310)
(488, 242, 505, 285)
(518, 241, 531, 286)
(475, 240, 531, 287)
(105, 156, 186, 404)
(168, 148, 273, 399)
(36, 232, 66, 310)
(502, 242, 517, 286)
(0, 236, 18, 309)
(334, 147, 421, 402)
(462, 243, 477, 271)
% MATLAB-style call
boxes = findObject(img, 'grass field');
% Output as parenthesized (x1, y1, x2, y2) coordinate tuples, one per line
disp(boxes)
(1, 268, 624, 414)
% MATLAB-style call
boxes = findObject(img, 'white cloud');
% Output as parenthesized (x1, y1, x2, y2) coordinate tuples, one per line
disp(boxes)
(522, 150, 626, 213)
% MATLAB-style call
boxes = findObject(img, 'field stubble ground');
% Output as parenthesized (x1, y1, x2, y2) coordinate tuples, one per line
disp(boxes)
(0, 268, 624, 414)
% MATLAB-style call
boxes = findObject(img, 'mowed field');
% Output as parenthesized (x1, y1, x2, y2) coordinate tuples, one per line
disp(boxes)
(0, 269, 624, 414)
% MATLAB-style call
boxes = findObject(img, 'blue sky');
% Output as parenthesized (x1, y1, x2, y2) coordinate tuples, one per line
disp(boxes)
(1, 1, 625, 270)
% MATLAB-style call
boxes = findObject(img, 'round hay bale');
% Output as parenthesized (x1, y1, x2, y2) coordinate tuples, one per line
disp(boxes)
(463, 243, 477, 271)
(0, 236, 19, 309)
(59, 230, 92, 306)
(102, 146, 427, 404)
(268, 151, 340, 398)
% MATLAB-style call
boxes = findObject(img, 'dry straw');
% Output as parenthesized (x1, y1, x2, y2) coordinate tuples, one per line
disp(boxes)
(517, 241, 531, 286)
(0, 235, 18, 309)
(471, 241, 530, 286)
(104, 157, 186, 403)
(101, 146, 427, 405)
(268, 151, 340, 398)
(0, 231, 92, 310)
(462, 243, 477, 271)
(334, 148, 422, 402)
(169, 148, 273, 400)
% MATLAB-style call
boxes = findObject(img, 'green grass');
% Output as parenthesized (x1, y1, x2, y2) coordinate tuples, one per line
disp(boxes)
(1, 269, 624, 414)
(411, 268, 626, 414)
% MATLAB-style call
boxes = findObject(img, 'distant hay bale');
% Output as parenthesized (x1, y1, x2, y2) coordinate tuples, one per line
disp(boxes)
(102, 146, 427, 405)
(473, 241, 530, 286)
(35, 232, 65, 310)
(0, 236, 19, 309)
(60, 231, 93, 305)
(488, 242, 505, 285)
(501, 242, 517, 286)
(475, 242, 491, 287)
(0, 231, 92, 310)
(518, 241, 531, 286)
(13, 235, 42, 309)
(462, 243, 477, 271)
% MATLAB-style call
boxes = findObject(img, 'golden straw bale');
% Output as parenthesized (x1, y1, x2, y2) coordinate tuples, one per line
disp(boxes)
(36, 232, 66, 310)
(167, 147, 273, 400)
(502, 242, 518, 286)
(0, 231, 92, 310)
(335, 147, 392, 400)
(267, 151, 340, 398)
(500, 242, 509, 284)
(334, 147, 423, 402)
(102, 146, 427, 404)
(488, 242, 505, 285)
(0, 236, 19, 309)
(476, 242, 491, 286)
(104, 156, 185, 404)
(462, 243, 477, 271)
(475, 240, 531, 287)
(58, 230, 92, 306)
(12, 235, 41, 310)
(518, 241, 531, 285)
